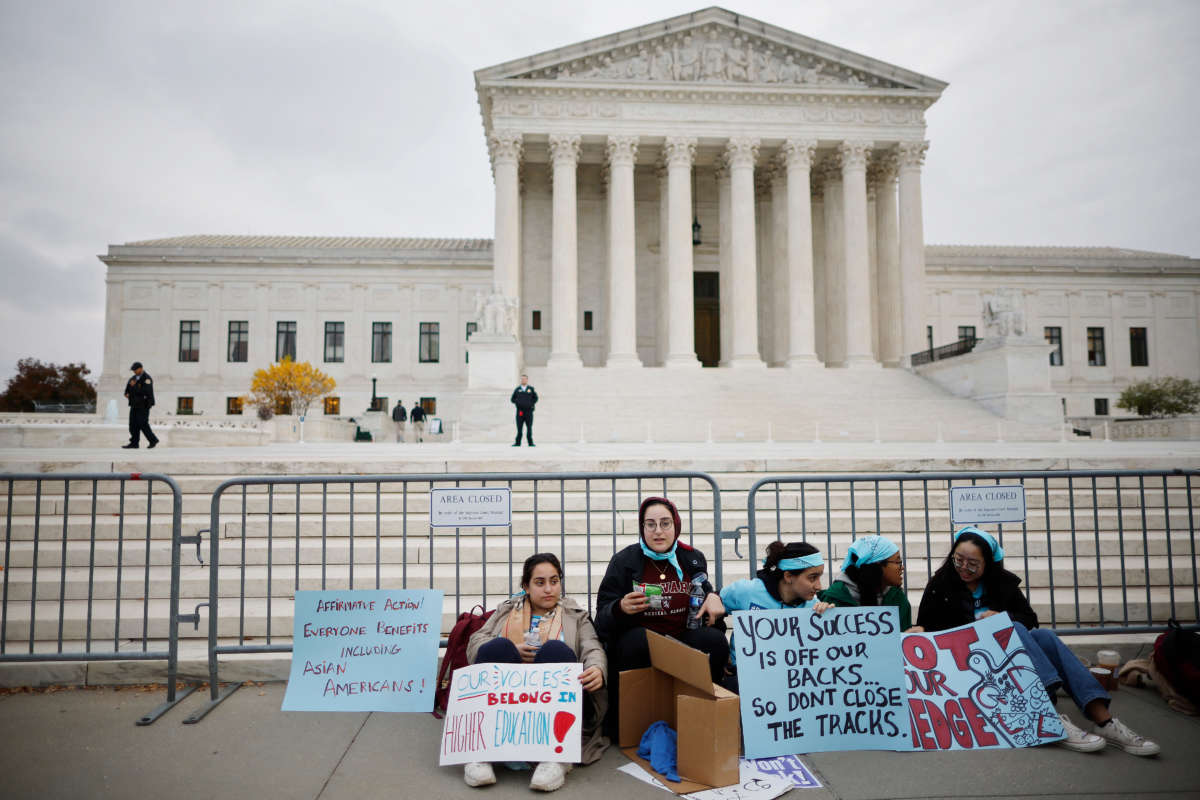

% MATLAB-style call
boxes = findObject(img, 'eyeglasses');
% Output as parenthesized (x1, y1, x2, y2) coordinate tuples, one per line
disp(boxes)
(952, 555, 983, 572)
(643, 519, 674, 532)
(883, 557, 903, 567)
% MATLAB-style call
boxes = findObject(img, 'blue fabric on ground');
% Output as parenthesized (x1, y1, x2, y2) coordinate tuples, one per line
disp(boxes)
(637, 720, 680, 782)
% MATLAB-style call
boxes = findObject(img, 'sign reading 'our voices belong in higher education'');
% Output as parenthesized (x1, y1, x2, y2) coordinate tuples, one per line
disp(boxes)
(430, 488, 512, 528)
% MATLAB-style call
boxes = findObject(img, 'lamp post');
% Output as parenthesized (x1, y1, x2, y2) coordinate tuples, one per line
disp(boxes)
(370, 375, 378, 412)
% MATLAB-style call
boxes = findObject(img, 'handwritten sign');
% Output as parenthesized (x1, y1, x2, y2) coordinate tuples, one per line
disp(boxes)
(903, 613, 1064, 749)
(733, 607, 908, 758)
(618, 759, 798, 799)
(746, 755, 822, 789)
(430, 488, 512, 528)
(950, 485, 1026, 524)
(440, 662, 583, 765)
(282, 589, 442, 712)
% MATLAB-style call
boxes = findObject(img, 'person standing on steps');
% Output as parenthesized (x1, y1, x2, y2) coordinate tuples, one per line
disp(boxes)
(122, 361, 159, 449)
(409, 401, 425, 442)
(391, 399, 407, 443)
(511, 374, 537, 447)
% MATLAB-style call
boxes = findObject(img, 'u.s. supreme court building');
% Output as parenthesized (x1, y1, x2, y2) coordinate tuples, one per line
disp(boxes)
(96, 8, 1200, 438)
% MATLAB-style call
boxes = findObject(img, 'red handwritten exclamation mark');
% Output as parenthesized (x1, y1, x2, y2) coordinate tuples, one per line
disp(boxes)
(552, 711, 576, 754)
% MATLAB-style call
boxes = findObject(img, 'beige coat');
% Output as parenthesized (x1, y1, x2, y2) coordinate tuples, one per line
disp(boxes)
(466, 594, 611, 764)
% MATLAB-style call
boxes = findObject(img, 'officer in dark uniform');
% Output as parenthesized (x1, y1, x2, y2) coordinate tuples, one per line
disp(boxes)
(511, 373, 537, 447)
(123, 361, 159, 449)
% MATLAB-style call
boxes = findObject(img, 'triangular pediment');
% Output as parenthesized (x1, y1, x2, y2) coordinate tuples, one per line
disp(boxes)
(475, 7, 946, 93)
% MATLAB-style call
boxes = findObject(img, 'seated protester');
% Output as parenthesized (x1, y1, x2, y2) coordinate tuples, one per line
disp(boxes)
(594, 497, 728, 737)
(717, 540, 833, 692)
(820, 534, 922, 632)
(464, 553, 608, 792)
(918, 526, 1160, 757)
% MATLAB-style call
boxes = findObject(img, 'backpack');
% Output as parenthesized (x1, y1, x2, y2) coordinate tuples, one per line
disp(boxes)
(433, 604, 493, 718)
(1154, 618, 1200, 707)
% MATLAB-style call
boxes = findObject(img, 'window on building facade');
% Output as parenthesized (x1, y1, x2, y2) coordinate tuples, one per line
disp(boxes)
(372, 322, 392, 363)
(177, 396, 194, 415)
(1094, 398, 1109, 416)
(957, 325, 975, 342)
(226, 396, 243, 415)
(274, 396, 292, 415)
(1044, 326, 1063, 366)
(178, 321, 200, 362)
(532, 310, 542, 331)
(465, 321, 477, 363)
(372, 395, 387, 412)
(324, 396, 340, 415)
(276, 321, 297, 362)
(419, 322, 440, 363)
(584, 311, 594, 331)
(227, 320, 248, 362)
(324, 321, 345, 363)
(1130, 327, 1149, 367)
(420, 397, 437, 416)
(1087, 327, 1106, 366)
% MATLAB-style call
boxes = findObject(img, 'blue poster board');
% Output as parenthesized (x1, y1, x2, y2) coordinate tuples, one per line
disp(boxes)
(733, 607, 908, 758)
(282, 589, 442, 712)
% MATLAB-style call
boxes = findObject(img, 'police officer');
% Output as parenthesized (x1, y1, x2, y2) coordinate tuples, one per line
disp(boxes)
(511, 374, 537, 447)
(122, 361, 159, 449)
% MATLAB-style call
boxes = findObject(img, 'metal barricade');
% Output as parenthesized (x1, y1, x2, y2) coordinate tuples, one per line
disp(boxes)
(746, 469, 1199, 635)
(184, 470, 722, 722)
(0, 472, 194, 724)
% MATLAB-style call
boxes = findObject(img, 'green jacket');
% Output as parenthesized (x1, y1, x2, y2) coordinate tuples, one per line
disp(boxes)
(820, 578, 912, 631)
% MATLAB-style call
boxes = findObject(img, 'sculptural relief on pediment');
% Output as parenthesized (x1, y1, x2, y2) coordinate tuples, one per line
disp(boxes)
(508, 24, 910, 90)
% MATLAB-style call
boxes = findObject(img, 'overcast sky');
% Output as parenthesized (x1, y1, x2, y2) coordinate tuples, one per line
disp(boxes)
(1, 0, 1197, 383)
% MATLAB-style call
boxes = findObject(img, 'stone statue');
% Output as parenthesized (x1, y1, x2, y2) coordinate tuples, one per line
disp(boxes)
(701, 29, 725, 80)
(650, 44, 673, 81)
(778, 54, 802, 83)
(479, 291, 519, 337)
(628, 45, 650, 80)
(676, 35, 699, 81)
(983, 289, 1027, 338)
(725, 36, 749, 82)
(752, 48, 776, 83)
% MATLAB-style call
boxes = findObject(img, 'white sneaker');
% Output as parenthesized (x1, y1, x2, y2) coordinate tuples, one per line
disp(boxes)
(463, 762, 496, 787)
(1095, 717, 1161, 757)
(1056, 713, 1105, 752)
(529, 761, 572, 792)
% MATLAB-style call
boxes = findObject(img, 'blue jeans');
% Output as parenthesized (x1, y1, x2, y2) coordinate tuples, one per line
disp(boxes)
(474, 637, 576, 664)
(1012, 622, 1109, 714)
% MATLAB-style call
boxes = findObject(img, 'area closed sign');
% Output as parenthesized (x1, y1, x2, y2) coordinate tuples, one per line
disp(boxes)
(430, 488, 512, 528)
(949, 485, 1026, 525)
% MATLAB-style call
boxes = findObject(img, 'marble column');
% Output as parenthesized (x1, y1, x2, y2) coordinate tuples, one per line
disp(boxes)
(726, 136, 763, 368)
(782, 139, 818, 366)
(663, 136, 700, 368)
(488, 130, 523, 301)
(770, 162, 788, 365)
(547, 134, 583, 368)
(841, 140, 875, 366)
(874, 155, 902, 366)
(656, 162, 670, 365)
(716, 155, 733, 366)
(811, 181, 826, 363)
(605, 135, 641, 367)
(897, 141, 930, 363)
(822, 157, 845, 366)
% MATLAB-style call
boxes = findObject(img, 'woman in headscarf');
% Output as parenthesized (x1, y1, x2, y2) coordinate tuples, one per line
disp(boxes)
(462, 553, 608, 791)
(918, 526, 1160, 758)
(820, 534, 921, 632)
(716, 540, 834, 692)
(594, 497, 728, 735)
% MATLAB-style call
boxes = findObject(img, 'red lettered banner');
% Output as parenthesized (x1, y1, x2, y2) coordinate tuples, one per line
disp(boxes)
(903, 613, 1065, 750)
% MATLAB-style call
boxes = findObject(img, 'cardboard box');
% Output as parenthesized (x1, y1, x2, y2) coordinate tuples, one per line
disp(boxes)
(618, 630, 740, 793)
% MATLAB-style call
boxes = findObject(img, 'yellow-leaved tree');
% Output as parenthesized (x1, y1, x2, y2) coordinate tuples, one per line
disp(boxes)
(245, 357, 336, 419)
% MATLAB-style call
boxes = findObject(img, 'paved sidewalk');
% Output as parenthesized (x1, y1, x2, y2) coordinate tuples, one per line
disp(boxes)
(2, 681, 1198, 800)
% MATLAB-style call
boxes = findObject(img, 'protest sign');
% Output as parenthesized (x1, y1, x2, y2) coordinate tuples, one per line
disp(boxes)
(440, 661, 583, 765)
(282, 589, 441, 712)
(618, 759, 797, 800)
(430, 487, 512, 528)
(746, 755, 822, 789)
(903, 613, 1064, 750)
(733, 607, 908, 758)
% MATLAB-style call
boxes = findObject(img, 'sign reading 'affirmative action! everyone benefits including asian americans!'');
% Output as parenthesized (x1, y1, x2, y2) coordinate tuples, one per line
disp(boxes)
(282, 589, 442, 712)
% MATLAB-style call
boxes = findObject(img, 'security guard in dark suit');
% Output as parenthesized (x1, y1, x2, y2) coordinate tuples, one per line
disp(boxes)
(123, 361, 159, 449)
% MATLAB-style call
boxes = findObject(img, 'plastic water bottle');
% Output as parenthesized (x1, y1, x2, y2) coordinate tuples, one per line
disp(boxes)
(686, 573, 708, 629)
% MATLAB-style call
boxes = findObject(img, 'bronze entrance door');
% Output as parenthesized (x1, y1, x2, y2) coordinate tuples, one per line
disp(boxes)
(693, 271, 720, 367)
